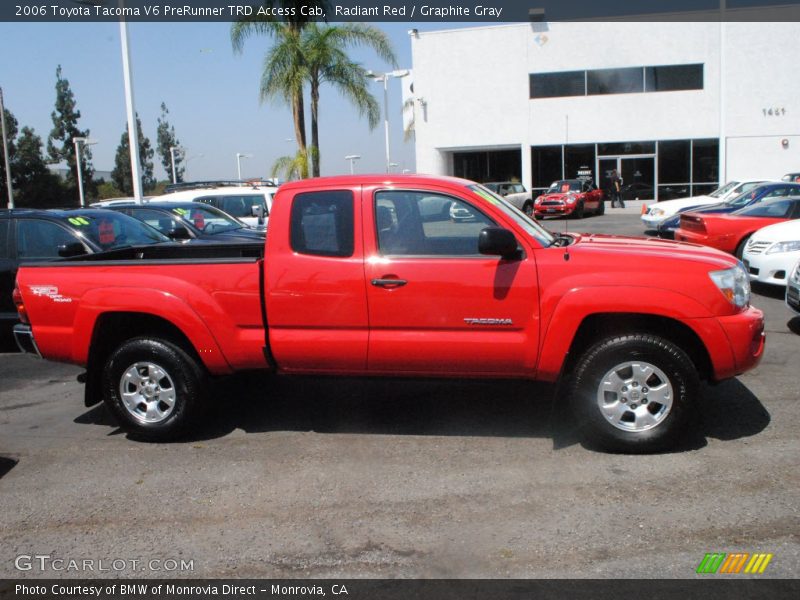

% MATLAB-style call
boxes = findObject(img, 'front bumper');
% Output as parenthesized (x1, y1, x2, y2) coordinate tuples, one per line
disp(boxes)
(716, 306, 765, 378)
(742, 250, 800, 286)
(13, 324, 42, 358)
(641, 214, 668, 229)
(535, 204, 575, 217)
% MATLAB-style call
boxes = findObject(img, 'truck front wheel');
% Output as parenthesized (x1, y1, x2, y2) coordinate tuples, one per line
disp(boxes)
(101, 337, 208, 441)
(568, 334, 698, 452)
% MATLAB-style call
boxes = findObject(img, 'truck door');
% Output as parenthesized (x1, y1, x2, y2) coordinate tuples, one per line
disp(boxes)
(264, 186, 369, 373)
(363, 186, 539, 376)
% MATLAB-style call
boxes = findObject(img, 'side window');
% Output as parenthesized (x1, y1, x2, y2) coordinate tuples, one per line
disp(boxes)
(290, 190, 354, 257)
(132, 209, 179, 234)
(17, 219, 82, 260)
(0, 219, 9, 259)
(375, 191, 495, 256)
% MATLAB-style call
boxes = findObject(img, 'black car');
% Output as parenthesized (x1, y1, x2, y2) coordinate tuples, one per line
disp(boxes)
(102, 202, 266, 243)
(657, 181, 800, 239)
(0, 208, 171, 350)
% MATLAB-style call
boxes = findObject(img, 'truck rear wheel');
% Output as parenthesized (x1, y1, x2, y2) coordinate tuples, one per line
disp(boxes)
(568, 334, 697, 452)
(102, 337, 208, 441)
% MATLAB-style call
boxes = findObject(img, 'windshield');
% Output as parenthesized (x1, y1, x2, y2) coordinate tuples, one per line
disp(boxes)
(709, 181, 740, 198)
(734, 198, 797, 218)
(725, 187, 764, 208)
(170, 204, 242, 234)
(547, 180, 581, 194)
(468, 184, 556, 247)
(62, 211, 169, 251)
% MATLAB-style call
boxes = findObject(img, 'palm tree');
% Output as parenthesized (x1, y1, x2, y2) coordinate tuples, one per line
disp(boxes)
(301, 23, 397, 177)
(231, 5, 316, 177)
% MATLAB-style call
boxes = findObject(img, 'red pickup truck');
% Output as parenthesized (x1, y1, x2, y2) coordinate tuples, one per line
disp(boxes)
(12, 175, 765, 452)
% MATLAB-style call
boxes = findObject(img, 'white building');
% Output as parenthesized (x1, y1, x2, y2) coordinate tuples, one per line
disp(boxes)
(407, 21, 800, 200)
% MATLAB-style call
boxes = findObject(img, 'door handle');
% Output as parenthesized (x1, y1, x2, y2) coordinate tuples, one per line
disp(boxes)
(371, 278, 408, 288)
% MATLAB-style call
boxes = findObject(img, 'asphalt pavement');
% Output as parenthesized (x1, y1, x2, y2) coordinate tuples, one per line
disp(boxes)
(0, 212, 798, 579)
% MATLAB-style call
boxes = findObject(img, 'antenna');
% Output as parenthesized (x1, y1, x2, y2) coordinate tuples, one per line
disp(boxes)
(563, 216, 570, 261)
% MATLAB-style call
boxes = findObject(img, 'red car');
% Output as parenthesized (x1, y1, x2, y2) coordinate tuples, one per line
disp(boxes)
(534, 179, 605, 219)
(676, 196, 800, 257)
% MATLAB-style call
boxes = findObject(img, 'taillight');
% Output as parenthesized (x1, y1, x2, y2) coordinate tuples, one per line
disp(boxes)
(12, 284, 29, 324)
(680, 215, 707, 233)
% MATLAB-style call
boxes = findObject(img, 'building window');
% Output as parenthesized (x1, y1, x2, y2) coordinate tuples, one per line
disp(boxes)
(645, 64, 703, 92)
(564, 144, 596, 181)
(529, 71, 585, 99)
(530, 63, 703, 99)
(587, 67, 643, 95)
(531, 145, 562, 192)
(598, 141, 656, 155)
(452, 149, 521, 183)
(692, 138, 719, 192)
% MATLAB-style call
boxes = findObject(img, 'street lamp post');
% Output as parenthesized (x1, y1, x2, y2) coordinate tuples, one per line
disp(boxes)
(367, 69, 409, 173)
(169, 146, 183, 184)
(236, 153, 253, 180)
(345, 154, 361, 174)
(73, 137, 97, 207)
(0, 86, 13, 208)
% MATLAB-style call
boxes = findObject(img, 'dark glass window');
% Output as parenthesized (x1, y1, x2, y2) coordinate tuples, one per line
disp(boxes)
(597, 141, 655, 155)
(453, 149, 521, 183)
(290, 191, 354, 257)
(0, 219, 8, 259)
(530, 71, 585, 99)
(692, 139, 719, 183)
(658, 140, 691, 184)
(564, 144, 595, 181)
(531, 145, 562, 192)
(16, 219, 82, 260)
(645, 64, 703, 92)
(587, 67, 643, 95)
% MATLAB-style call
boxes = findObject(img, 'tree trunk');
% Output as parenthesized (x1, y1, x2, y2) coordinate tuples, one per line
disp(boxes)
(292, 93, 308, 179)
(310, 76, 320, 178)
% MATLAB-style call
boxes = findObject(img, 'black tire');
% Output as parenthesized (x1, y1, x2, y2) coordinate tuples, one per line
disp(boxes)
(734, 235, 751, 259)
(102, 337, 208, 441)
(596, 199, 605, 216)
(522, 202, 534, 217)
(567, 334, 698, 453)
(573, 202, 585, 219)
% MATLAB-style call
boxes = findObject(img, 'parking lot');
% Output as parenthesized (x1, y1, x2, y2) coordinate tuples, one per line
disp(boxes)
(0, 210, 798, 579)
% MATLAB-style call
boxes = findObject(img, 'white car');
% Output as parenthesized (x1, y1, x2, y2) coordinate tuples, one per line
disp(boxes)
(153, 183, 276, 229)
(742, 219, 800, 286)
(641, 180, 766, 230)
(786, 259, 800, 315)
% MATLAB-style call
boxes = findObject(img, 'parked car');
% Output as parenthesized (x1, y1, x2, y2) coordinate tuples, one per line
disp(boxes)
(13, 174, 764, 452)
(782, 172, 800, 183)
(786, 259, 800, 316)
(620, 182, 654, 201)
(0, 208, 171, 350)
(483, 181, 533, 215)
(656, 181, 800, 239)
(741, 220, 800, 286)
(154, 181, 276, 229)
(534, 179, 604, 218)
(642, 180, 767, 232)
(675, 196, 800, 257)
(99, 202, 266, 243)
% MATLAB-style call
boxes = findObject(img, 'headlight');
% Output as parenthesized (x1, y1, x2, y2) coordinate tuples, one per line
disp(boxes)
(566, 196, 577, 204)
(650, 208, 664, 217)
(709, 263, 750, 309)
(766, 240, 800, 254)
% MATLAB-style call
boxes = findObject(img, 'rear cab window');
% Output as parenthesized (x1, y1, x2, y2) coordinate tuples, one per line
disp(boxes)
(290, 191, 354, 257)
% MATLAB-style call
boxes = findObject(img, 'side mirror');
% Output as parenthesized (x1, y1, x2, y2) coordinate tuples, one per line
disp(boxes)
(57, 242, 87, 257)
(167, 225, 192, 240)
(478, 227, 520, 260)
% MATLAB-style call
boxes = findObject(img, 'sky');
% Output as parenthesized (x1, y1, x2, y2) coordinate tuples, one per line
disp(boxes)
(0, 21, 483, 181)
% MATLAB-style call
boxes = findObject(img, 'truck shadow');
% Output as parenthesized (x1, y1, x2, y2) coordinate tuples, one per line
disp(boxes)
(74, 375, 769, 452)
(183, 375, 771, 451)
